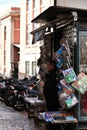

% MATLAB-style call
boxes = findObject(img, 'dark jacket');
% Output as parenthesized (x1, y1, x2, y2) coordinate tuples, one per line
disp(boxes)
(43, 69, 59, 111)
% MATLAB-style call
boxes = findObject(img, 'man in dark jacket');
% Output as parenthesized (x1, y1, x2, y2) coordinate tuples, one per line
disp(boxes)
(43, 60, 60, 111)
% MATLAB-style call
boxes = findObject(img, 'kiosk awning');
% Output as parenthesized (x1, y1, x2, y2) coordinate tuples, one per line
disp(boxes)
(32, 28, 46, 44)
(31, 6, 87, 44)
(31, 6, 87, 24)
(31, 14, 73, 44)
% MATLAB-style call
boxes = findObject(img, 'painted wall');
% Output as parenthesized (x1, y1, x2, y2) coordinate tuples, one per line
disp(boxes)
(13, 16, 20, 43)
(0, 17, 13, 76)
(57, 0, 87, 9)
(0, 7, 20, 77)
(19, 0, 54, 79)
(19, 0, 27, 78)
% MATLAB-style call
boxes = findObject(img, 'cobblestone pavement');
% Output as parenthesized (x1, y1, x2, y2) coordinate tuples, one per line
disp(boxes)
(0, 101, 47, 130)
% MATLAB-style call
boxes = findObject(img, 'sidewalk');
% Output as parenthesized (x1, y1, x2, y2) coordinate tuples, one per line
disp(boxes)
(0, 101, 47, 130)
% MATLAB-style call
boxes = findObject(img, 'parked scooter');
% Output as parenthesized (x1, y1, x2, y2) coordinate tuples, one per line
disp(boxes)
(0, 77, 41, 111)
(0, 79, 6, 101)
(3, 79, 26, 111)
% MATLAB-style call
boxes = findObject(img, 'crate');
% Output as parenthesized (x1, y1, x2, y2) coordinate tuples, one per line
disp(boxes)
(25, 97, 46, 119)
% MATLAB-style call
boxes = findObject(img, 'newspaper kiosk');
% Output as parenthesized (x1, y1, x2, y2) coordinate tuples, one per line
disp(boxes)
(31, 6, 87, 130)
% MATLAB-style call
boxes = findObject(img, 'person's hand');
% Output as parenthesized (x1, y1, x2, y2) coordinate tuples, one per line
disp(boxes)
(39, 80, 45, 87)
(38, 80, 45, 94)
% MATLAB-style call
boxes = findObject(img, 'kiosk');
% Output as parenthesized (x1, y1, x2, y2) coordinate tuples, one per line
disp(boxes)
(31, 6, 87, 130)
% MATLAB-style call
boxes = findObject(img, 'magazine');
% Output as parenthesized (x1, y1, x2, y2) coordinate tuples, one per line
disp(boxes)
(60, 79, 74, 94)
(57, 45, 66, 55)
(78, 72, 87, 87)
(43, 112, 53, 122)
(65, 93, 78, 108)
(62, 68, 77, 83)
(56, 57, 64, 68)
(71, 78, 86, 94)
(41, 111, 77, 122)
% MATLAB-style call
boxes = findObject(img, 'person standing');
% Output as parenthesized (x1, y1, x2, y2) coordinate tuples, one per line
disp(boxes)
(43, 59, 60, 111)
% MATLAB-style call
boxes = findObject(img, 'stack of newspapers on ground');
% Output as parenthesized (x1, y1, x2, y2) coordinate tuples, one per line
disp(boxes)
(38, 111, 77, 123)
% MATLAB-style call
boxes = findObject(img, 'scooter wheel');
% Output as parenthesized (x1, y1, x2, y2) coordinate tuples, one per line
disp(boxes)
(4, 94, 13, 107)
(13, 97, 25, 111)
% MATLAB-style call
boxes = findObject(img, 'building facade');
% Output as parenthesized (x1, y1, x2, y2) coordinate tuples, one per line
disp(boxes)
(0, 0, 54, 79)
(19, 0, 54, 78)
(0, 0, 87, 79)
(57, 0, 87, 9)
(0, 7, 20, 78)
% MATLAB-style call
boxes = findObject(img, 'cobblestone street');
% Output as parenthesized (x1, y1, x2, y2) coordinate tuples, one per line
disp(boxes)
(0, 101, 47, 130)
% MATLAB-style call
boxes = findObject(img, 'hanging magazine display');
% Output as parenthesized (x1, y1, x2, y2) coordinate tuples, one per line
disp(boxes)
(62, 68, 77, 83)
(56, 57, 64, 68)
(59, 79, 78, 109)
(78, 72, 87, 86)
(71, 72, 87, 94)
(60, 79, 74, 94)
(57, 45, 66, 55)
(65, 93, 78, 108)
(71, 78, 87, 94)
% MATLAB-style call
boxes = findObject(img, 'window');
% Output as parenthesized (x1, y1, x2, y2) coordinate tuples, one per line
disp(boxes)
(79, 31, 87, 72)
(27, 0, 31, 11)
(41, 0, 45, 6)
(78, 31, 87, 118)
(28, 32, 30, 40)
(4, 26, 6, 66)
(33, 0, 37, 8)
(4, 26, 6, 41)
(33, 23, 37, 30)
(32, 61, 37, 75)
(25, 61, 30, 75)
(4, 50, 6, 66)
(26, 24, 30, 43)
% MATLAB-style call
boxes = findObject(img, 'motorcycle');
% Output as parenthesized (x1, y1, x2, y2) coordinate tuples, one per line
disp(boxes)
(2, 78, 41, 111)
(0, 80, 6, 101)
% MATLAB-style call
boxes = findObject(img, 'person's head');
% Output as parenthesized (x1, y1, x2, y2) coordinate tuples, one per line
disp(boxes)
(47, 59, 56, 72)
(59, 37, 66, 46)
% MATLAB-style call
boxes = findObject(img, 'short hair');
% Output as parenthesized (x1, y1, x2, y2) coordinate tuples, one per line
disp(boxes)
(47, 58, 56, 68)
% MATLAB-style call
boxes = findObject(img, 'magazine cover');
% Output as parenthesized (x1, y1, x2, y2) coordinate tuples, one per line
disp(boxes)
(43, 112, 53, 122)
(62, 68, 77, 83)
(71, 78, 86, 94)
(78, 72, 87, 87)
(65, 93, 78, 108)
(56, 57, 64, 68)
(41, 111, 77, 122)
(57, 45, 66, 55)
(60, 79, 75, 94)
